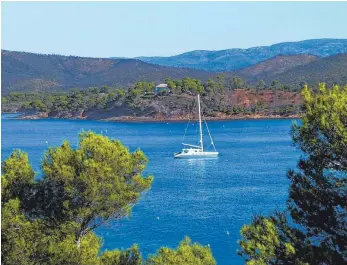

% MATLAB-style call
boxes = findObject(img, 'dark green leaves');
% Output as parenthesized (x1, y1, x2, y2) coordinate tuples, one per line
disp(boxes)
(238, 84, 347, 265)
(287, 84, 347, 264)
(1, 150, 35, 203)
(1, 132, 153, 265)
(146, 237, 216, 265)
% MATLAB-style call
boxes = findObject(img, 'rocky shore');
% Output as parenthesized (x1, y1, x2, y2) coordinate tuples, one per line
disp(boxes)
(15, 111, 301, 122)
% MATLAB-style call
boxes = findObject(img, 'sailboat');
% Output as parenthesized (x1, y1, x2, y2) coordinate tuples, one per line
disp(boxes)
(174, 94, 219, 158)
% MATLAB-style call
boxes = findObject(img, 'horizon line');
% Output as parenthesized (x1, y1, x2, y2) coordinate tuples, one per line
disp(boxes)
(2, 38, 346, 59)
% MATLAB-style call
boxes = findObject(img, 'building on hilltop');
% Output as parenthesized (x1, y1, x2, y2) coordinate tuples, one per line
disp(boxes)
(155, 84, 170, 94)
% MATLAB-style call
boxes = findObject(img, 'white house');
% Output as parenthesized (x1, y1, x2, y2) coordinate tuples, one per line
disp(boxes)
(155, 84, 170, 94)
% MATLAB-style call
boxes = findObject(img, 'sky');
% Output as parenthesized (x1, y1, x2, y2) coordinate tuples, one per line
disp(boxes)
(2, 1, 347, 58)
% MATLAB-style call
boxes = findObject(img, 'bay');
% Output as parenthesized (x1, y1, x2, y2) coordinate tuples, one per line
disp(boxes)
(1, 114, 300, 265)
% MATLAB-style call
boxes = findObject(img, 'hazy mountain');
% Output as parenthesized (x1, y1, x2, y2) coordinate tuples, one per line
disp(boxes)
(269, 53, 347, 87)
(1, 50, 212, 93)
(133, 39, 347, 71)
(235, 54, 319, 82)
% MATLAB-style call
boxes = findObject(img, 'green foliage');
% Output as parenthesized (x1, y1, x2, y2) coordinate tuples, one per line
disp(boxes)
(1, 132, 213, 265)
(2, 75, 303, 118)
(1, 199, 42, 265)
(180, 77, 204, 95)
(273, 104, 300, 116)
(230, 76, 246, 89)
(239, 84, 347, 265)
(2, 87, 128, 114)
(1, 150, 35, 203)
(1, 132, 154, 265)
(292, 83, 347, 169)
(205, 79, 219, 94)
(100, 245, 142, 265)
(288, 83, 347, 263)
(31, 99, 48, 111)
(146, 237, 216, 265)
(256, 80, 266, 90)
(41, 132, 153, 244)
(269, 80, 291, 92)
(165, 78, 177, 93)
(270, 80, 280, 90)
(239, 216, 281, 265)
(2, 96, 8, 104)
(130, 82, 156, 97)
(46, 233, 101, 265)
(238, 213, 308, 265)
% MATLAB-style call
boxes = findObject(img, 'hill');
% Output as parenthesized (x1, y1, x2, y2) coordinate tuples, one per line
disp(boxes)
(2, 49, 347, 94)
(235, 54, 318, 82)
(1, 50, 213, 93)
(133, 39, 347, 71)
(2, 87, 302, 120)
(269, 53, 347, 87)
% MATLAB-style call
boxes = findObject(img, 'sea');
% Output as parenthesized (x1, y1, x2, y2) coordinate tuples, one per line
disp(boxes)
(1, 114, 300, 265)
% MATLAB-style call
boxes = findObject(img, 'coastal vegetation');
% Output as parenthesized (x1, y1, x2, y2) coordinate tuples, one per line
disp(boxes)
(1, 77, 303, 120)
(1, 132, 215, 265)
(238, 84, 347, 264)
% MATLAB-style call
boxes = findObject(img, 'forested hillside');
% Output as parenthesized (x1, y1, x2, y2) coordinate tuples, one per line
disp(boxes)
(270, 53, 347, 87)
(1, 50, 212, 93)
(2, 78, 303, 120)
(235, 54, 318, 82)
(3, 50, 347, 94)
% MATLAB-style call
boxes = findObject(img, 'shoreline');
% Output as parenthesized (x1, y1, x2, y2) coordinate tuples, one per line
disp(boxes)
(5, 112, 301, 122)
(101, 114, 301, 122)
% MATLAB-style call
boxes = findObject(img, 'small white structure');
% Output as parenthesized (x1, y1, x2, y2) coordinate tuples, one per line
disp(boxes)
(155, 84, 170, 94)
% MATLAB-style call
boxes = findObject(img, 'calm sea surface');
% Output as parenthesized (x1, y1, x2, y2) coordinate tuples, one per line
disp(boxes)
(1, 114, 300, 265)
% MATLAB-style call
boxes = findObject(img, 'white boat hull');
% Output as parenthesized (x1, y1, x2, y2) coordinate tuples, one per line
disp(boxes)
(174, 94, 219, 159)
(174, 150, 219, 158)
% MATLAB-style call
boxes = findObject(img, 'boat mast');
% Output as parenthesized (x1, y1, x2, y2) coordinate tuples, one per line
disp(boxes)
(198, 94, 203, 151)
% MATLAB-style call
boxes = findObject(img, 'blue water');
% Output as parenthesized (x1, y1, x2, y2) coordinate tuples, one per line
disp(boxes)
(1, 114, 300, 265)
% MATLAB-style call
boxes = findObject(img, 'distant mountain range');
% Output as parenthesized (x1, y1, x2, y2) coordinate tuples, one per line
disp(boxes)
(2, 38, 347, 93)
(132, 39, 347, 71)
(1, 50, 211, 93)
